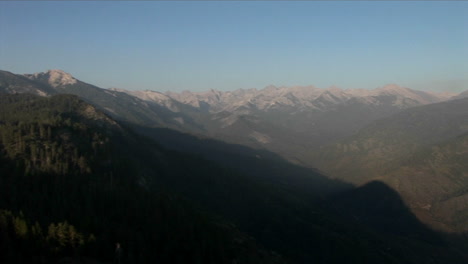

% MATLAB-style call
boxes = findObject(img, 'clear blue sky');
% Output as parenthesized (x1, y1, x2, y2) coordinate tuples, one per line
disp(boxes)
(1, 1, 467, 92)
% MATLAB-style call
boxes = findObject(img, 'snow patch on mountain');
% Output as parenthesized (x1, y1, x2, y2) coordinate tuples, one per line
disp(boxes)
(111, 88, 181, 113)
(173, 117, 184, 125)
(214, 114, 239, 128)
(249, 131, 271, 144)
(36, 90, 48, 97)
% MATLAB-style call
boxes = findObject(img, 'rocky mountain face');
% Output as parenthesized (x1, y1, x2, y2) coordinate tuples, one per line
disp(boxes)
(24, 69, 77, 88)
(0, 70, 57, 96)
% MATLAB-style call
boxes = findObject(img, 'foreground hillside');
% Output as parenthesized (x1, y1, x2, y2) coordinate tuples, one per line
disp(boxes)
(2, 94, 468, 263)
(0, 94, 283, 263)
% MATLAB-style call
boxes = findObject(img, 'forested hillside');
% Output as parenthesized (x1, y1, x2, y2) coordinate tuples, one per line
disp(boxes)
(0, 93, 283, 263)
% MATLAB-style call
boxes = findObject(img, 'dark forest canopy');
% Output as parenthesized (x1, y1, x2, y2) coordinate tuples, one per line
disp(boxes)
(0, 93, 283, 263)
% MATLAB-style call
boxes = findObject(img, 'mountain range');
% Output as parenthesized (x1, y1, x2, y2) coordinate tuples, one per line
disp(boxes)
(1, 69, 462, 165)
(1, 69, 468, 263)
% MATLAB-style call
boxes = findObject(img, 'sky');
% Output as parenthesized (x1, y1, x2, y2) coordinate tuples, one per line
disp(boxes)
(1, 1, 467, 93)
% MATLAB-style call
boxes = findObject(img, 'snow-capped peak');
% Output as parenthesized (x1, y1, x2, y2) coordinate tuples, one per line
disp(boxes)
(26, 69, 77, 87)
(46, 69, 77, 87)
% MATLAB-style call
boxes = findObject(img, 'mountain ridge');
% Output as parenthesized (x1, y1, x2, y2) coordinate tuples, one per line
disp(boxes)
(160, 83, 455, 113)
(5, 69, 458, 114)
(1, 68, 465, 169)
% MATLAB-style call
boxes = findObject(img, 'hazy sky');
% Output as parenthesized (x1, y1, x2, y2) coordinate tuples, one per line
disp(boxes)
(1, 1, 467, 92)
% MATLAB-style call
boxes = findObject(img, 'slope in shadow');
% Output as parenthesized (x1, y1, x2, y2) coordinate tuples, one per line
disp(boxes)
(128, 123, 468, 264)
(331, 181, 441, 242)
(329, 181, 468, 263)
(127, 123, 353, 198)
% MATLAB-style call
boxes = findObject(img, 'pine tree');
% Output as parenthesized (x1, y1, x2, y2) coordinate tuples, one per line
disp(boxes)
(13, 213, 28, 238)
